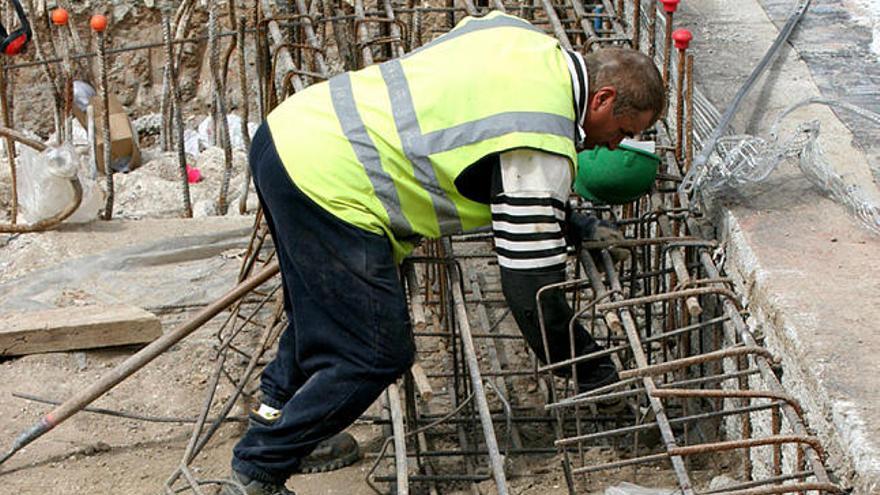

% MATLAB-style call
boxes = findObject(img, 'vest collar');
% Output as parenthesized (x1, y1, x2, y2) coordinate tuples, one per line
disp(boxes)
(564, 49, 588, 146)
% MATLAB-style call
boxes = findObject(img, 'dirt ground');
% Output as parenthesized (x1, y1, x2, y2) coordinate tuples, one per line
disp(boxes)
(0, 215, 734, 495)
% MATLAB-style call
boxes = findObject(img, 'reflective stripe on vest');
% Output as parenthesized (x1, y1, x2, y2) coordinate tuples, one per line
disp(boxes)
(329, 72, 415, 238)
(379, 61, 462, 234)
(328, 12, 575, 238)
(268, 11, 577, 262)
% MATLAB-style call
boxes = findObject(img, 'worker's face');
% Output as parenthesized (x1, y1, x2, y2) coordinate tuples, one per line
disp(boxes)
(581, 87, 655, 150)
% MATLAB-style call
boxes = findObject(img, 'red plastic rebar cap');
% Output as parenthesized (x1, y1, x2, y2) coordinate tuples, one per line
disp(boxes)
(51, 8, 69, 26)
(672, 28, 693, 49)
(186, 165, 203, 184)
(90, 15, 108, 33)
(660, 0, 680, 13)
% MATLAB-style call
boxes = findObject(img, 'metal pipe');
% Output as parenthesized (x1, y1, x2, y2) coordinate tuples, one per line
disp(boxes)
(683, 0, 812, 194)
(387, 384, 410, 495)
(445, 240, 509, 494)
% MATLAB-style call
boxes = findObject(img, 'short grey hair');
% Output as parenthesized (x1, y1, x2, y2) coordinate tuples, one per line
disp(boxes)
(584, 48, 666, 123)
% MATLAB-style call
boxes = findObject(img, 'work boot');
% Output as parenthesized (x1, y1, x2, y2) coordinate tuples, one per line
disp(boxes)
(576, 352, 620, 393)
(577, 352, 625, 413)
(248, 403, 360, 473)
(222, 470, 295, 495)
(299, 431, 361, 473)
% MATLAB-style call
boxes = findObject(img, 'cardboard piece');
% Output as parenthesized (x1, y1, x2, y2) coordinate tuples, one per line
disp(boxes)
(72, 93, 141, 174)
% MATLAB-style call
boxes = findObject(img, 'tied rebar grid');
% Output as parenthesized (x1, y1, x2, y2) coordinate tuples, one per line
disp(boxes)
(149, 1, 845, 495)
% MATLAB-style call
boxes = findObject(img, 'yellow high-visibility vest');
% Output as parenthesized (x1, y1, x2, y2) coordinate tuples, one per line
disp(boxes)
(268, 11, 578, 262)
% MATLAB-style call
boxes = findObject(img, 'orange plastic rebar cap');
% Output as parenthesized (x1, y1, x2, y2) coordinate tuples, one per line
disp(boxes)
(51, 8, 69, 26)
(90, 15, 108, 32)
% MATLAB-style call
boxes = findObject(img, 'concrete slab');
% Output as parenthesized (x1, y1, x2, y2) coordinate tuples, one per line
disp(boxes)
(677, 1, 880, 492)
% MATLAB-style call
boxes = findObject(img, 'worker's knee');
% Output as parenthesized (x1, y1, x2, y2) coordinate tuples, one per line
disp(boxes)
(373, 317, 416, 380)
(393, 337, 417, 378)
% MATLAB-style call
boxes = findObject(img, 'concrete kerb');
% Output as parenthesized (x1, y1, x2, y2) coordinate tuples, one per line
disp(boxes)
(681, 0, 880, 492)
(720, 207, 880, 494)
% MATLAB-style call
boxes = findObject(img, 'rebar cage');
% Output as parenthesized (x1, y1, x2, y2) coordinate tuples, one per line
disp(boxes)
(0, 1, 842, 494)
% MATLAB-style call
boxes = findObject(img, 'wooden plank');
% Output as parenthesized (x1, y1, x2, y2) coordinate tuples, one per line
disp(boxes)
(0, 305, 162, 356)
(410, 362, 434, 403)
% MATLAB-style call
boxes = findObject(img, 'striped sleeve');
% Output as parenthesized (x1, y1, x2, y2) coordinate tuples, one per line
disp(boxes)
(491, 149, 572, 271)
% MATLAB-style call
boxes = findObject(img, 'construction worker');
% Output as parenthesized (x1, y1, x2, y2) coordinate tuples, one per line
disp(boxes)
(226, 10, 664, 495)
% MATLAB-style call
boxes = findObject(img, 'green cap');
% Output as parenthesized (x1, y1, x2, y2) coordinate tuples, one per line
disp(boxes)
(574, 143, 660, 205)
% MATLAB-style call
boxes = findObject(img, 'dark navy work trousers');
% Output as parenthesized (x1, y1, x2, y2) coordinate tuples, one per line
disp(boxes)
(232, 123, 415, 484)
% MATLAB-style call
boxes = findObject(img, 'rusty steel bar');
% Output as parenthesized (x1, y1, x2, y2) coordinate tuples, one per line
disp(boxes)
(579, 251, 695, 494)
(594, 285, 741, 313)
(675, 38, 687, 162)
(574, 436, 825, 478)
(550, 367, 763, 410)
(650, 388, 804, 418)
(772, 404, 782, 477)
(445, 239, 509, 494)
(162, 14, 193, 218)
(0, 125, 47, 152)
(631, 0, 641, 49)
(619, 347, 778, 380)
(685, 53, 694, 173)
(579, 234, 702, 250)
(95, 22, 114, 220)
(713, 483, 842, 495)
(0, 59, 17, 225)
(237, 16, 253, 215)
(667, 435, 824, 459)
(681, 197, 833, 485)
(661, 5, 673, 89)
(538, 314, 731, 375)
(556, 399, 781, 446)
(700, 471, 816, 494)
(209, 8, 235, 215)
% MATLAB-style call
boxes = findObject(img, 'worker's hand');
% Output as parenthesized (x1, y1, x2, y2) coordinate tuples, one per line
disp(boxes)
(593, 222, 630, 265)
(566, 212, 630, 265)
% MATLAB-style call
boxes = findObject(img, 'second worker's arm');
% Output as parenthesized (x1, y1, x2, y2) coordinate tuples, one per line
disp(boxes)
(489, 149, 618, 392)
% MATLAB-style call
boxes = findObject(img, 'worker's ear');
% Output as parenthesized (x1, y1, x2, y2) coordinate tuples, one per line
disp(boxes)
(589, 86, 617, 113)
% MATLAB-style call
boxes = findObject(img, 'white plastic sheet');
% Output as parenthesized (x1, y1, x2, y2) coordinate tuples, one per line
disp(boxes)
(17, 144, 101, 224)
(604, 482, 678, 495)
